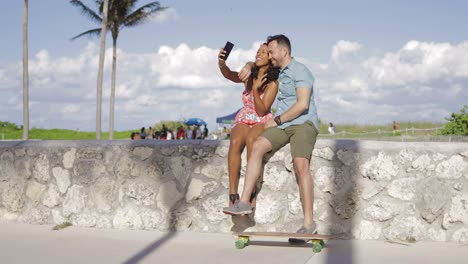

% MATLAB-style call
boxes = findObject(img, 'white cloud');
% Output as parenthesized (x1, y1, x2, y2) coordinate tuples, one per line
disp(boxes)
(151, 7, 178, 23)
(0, 40, 467, 133)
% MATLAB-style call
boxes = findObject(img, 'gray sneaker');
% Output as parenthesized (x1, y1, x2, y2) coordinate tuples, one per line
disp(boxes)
(289, 222, 317, 244)
(222, 201, 253, 215)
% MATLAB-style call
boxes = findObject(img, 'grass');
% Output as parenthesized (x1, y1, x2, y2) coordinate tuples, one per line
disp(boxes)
(52, 222, 72, 231)
(1, 127, 136, 140)
(0, 121, 447, 140)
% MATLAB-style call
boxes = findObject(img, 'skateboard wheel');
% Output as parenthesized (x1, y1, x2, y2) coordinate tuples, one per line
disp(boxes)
(235, 236, 250, 249)
(312, 241, 322, 253)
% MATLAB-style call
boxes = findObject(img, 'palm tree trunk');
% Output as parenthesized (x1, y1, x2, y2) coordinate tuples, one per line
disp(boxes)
(96, 0, 109, 140)
(22, 0, 29, 140)
(109, 37, 117, 140)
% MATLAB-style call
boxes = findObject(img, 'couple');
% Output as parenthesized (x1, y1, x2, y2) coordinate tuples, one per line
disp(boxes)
(218, 34, 320, 236)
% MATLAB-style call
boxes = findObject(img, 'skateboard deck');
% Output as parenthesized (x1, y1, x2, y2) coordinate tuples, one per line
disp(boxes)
(233, 232, 335, 252)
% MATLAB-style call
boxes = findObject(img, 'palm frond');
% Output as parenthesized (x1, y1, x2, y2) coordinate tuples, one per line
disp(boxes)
(123, 2, 168, 28)
(70, 0, 102, 24)
(70, 28, 102, 41)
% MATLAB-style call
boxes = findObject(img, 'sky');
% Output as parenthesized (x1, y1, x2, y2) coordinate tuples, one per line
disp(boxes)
(1, 0, 468, 133)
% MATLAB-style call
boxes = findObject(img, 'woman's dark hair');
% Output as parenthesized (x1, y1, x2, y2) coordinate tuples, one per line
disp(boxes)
(250, 43, 280, 93)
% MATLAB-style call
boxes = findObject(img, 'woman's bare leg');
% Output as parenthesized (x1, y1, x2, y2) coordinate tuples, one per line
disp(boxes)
(227, 124, 250, 206)
(245, 123, 266, 209)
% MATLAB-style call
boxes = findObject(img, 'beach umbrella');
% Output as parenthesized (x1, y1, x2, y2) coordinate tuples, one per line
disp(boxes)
(184, 118, 207, 126)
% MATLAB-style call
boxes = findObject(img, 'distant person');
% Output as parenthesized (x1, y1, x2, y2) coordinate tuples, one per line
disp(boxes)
(393, 121, 399, 135)
(328, 122, 336, 135)
(203, 125, 209, 139)
(195, 125, 203, 139)
(147, 127, 154, 139)
(177, 126, 185, 140)
(218, 42, 279, 208)
(130, 132, 141, 140)
(186, 126, 193, 140)
(140, 127, 146, 139)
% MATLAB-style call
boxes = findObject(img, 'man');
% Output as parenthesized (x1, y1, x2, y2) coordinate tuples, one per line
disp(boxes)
(223, 34, 320, 238)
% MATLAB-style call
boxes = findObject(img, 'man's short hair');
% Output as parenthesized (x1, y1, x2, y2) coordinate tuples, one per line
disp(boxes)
(267, 34, 291, 54)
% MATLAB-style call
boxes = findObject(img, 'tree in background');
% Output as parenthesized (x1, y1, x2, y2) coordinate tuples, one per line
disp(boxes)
(22, 0, 29, 139)
(70, 0, 167, 139)
(440, 105, 468, 135)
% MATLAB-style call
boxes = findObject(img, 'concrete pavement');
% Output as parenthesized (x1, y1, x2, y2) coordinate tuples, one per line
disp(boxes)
(0, 223, 467, 264)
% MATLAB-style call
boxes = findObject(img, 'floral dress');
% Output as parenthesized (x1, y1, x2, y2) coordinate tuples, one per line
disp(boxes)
(232, 89, 273, 128)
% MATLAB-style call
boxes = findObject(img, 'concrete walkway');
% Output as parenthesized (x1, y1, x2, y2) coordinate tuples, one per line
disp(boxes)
(0, 223, 467, 264)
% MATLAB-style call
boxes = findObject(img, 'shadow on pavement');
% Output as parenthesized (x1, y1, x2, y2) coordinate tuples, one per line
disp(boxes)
(123, 231, 177, 264)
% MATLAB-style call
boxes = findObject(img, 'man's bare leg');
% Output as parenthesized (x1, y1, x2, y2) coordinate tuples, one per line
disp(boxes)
(293, 157, 314, 228)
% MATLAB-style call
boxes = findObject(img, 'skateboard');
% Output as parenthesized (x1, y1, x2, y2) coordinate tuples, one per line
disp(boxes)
(233, 232, 334, 253)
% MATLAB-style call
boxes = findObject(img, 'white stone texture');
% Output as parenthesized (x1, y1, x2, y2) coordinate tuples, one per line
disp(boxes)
(418, 178, 450, 223)
(89, 177, 114, 213)
(32, 154, 50, 183)
(170, 156, 193, 188)
(312, 147, 335, 161)
(201, 195, 228, 223)
(25, 181, 46, 205)
(0, 151, 16, 181)
(360, 152, 398, 181)
(14, 149, 26, 157)
(63, 185, 87, 217)
(442, 194, 468, 229)
(133, 147, 153, 161)
(397, 149, 415, 163)
(214, 146, 229, 158)
(51, 209, 66, 224)
(140, 210, 163, 230)
(263, 165, 290, 191)
(383, 216, 426, 242)
(255, 193, 283, 224)
(362, 198, 399, 222)
(428, 228, 447, 242)
(353, 220, 382, 240)
(287, 193, 302, 215)
(113, 208, 144, 229)
(125, 181, 157, 206)
(185, 178, 218, 202)
(410, 154, 431, 171)
(387, 177, 418, 201)
(63, 148, 76, 169)
(72, 212, 97, 227)
(156, 181, 183, 213)
(451, 228, 468, 244)
(435, 155, 467, 179)
(2, 182, 25, 212)
(42, 185, 61, 208)
(200, 164, 225, 181)
(52, 167, 71, 194)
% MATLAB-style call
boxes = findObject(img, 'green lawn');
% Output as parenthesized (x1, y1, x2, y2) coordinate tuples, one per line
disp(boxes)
(0, 121, 448, 140)
(1, 127, 135, 140)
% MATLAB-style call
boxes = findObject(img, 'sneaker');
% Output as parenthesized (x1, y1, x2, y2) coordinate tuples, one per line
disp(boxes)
(222, 201, 253, 215)
(288, 222, 317, 244)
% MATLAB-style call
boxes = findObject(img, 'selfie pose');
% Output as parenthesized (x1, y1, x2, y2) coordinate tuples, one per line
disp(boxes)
(223, 35, 320, 242)
(218, 42, 279, 210)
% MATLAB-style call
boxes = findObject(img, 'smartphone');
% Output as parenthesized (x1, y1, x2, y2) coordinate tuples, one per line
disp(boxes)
(223, 41, 234, 60)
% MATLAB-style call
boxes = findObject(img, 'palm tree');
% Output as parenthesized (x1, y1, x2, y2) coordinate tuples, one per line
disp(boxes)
(22, 0, 29, 140)
(70, 0, 167, 140)
(95, 0, 109, 140)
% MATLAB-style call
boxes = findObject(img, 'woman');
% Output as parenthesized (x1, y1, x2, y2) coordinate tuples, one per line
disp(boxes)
(218, 43, 279, 211)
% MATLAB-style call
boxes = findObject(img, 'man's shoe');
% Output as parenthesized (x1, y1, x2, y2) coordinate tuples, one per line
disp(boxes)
(222, 201, 253, 215)
(288, 222, 317, 244)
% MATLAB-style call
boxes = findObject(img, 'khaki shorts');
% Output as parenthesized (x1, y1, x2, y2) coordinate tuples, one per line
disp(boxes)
(261, 121, 318, 159)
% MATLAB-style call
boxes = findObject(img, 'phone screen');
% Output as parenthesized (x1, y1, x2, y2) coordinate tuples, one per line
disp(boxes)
(223, 41, 234, 60)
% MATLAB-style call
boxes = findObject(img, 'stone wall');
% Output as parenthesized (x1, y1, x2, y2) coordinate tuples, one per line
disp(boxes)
(0, 140, 467, 244)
